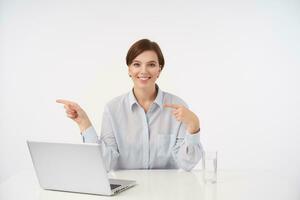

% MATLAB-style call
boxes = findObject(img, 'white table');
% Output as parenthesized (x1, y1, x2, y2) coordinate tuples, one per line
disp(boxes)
(0, 168, 299, 200)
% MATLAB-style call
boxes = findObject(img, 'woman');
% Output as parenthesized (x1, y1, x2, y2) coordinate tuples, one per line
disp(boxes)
(57, 39, 203, 171)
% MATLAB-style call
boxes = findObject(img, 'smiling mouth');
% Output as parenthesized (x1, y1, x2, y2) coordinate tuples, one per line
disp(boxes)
(138, 76, 151, 80)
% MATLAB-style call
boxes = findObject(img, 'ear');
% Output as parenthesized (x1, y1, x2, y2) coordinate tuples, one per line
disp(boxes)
(128, 66, 131, 76)
(160, 65, 163, 73)
(157, 66, 162, 78)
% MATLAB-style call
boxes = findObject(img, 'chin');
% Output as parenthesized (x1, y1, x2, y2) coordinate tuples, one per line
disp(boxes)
(134, 83, 155, 89)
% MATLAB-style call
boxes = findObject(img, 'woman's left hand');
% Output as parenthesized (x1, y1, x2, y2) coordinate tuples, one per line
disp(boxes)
(164, 104, 200, 134)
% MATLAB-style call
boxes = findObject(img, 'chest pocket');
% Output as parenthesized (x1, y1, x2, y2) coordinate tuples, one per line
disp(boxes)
(156, 134, 176, 157)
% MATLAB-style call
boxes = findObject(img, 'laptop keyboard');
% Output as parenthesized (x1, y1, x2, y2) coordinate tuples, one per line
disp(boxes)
(110, 184, 121, 190)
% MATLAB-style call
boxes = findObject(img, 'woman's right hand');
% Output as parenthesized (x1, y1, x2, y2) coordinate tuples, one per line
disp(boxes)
(56, 99, 92, 133)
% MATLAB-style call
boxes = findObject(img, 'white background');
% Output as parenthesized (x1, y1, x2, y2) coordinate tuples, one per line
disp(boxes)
(1, 0, 300, 184)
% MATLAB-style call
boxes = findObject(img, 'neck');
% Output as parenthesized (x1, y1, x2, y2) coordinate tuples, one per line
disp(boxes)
(133, 85, 157, 104)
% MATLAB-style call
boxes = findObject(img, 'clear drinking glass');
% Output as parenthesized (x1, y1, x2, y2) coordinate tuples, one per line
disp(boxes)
(202, 151, 218, 183)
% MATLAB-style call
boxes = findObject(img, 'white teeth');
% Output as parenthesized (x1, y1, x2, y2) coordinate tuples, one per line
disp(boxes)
(139, 77, 150, 80)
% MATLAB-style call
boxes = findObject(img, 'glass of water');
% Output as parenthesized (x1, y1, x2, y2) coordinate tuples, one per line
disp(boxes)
(202, 151, 218, 184)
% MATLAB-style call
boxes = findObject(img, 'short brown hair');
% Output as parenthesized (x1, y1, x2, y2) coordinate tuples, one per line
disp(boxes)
(126, 39, 165, 70)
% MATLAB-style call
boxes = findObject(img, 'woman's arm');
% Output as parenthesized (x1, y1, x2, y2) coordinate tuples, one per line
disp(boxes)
(171, 123, 203, 171)
(82, 106, 119, 171)
(164, 103, 203, 171)
(57, 99, 119, 171)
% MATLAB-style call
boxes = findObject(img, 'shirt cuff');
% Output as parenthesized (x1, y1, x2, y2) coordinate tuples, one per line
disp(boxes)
(185, 130, 201, 145)
(82, 126, 98, 143)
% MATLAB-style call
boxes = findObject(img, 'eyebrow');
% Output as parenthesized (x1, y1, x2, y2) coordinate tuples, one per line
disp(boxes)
(132, 60, 157, 63)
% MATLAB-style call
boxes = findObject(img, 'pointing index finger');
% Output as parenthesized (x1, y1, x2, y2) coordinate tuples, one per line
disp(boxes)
(164, 104, 180, 109)
(56, 99, 76, 107)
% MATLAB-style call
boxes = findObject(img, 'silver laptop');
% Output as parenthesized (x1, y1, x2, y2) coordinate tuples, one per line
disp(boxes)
(27, 140, 136, 196)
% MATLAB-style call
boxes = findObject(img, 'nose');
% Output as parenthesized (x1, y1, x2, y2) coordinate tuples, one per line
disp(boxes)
(140, 65, 148, 74)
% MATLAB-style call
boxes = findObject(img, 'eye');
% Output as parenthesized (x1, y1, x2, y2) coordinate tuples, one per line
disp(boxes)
(149, 63, 156, 67)
(133, 63, 140, 67)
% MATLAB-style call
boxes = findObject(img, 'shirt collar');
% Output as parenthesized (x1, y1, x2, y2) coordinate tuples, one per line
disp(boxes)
(128, 84, 164, 111)
(153, 85, 163, 109)
(128, 88, 138, 110)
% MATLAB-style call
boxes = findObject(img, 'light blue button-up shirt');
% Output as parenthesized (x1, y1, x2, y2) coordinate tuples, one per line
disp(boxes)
(82, 86, 203, 171)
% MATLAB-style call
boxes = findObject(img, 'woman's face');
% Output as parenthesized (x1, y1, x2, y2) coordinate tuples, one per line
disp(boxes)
(128, 50, 161, 90)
